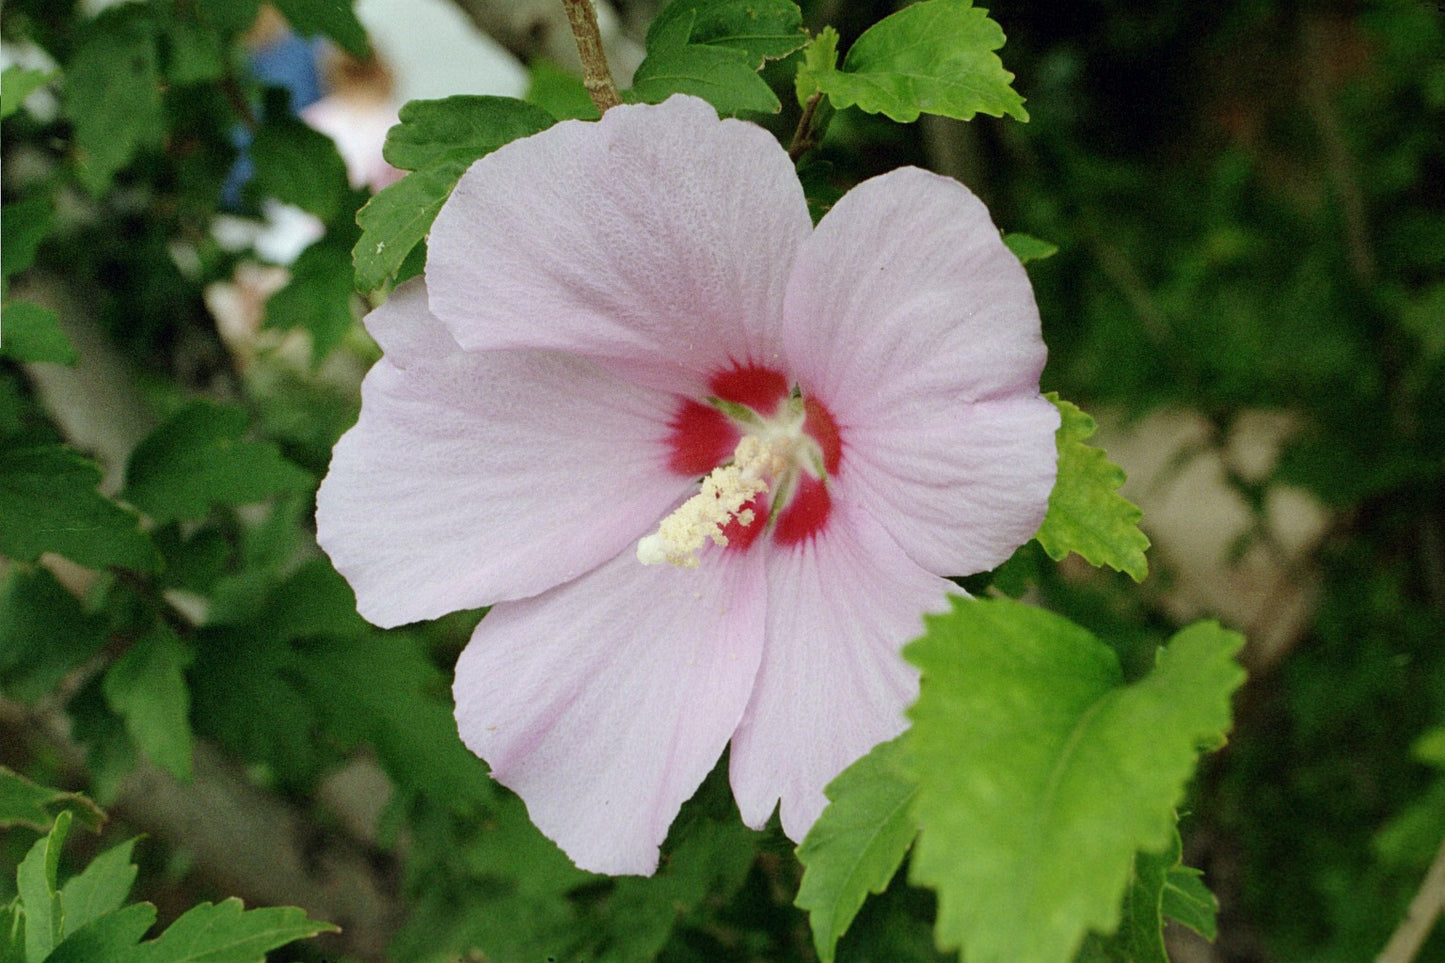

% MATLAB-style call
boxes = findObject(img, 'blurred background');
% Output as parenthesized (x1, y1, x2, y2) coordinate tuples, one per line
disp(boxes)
(2, 1, 1442, 960)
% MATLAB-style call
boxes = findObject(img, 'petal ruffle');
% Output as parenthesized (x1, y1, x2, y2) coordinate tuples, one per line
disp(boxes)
(315, 280, 688, 628)
(728, 502, 954, 841)
(427, 95, 812, 394)
(454, 546, 767, 875)
(782, 167, 1058, 575)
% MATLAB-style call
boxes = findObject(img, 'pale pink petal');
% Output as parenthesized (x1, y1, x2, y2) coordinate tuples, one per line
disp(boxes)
(426, 95, 811, 393)
(783, 167, 1059, 575)
(315, 280, 689, 628)
(729, 502, 955, 840)
(454, 547, 768, 875)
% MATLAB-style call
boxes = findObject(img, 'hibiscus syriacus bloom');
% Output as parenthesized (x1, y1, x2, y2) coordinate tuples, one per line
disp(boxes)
(316, 95, 1059, 875)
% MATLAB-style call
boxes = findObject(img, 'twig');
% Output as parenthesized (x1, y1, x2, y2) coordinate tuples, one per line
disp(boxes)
(787, 92, 824, 162)
(562, 0, 621, 114)
(1378, 831, 1445, 963)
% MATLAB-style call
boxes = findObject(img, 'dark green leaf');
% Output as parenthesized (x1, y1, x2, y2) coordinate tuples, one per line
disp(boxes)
(60, 839, 139, 938)
(196, 0, 261, 33)
(0, 66, 54, 119)
(646, 0, 806, 66)
(0, 767, 104, 833)
(102, 623, 195, 782)
(803, 1, 1027, 123)
(17, 809, 71, 963)
(63, 10, 165, 195)
(0, 442, 159, 571)
(795, 736, 917, 962)
(0, 567, 108, 703)
(1, 195, 55, 283)
(1, 301, 78, 365)
(249, 113, 350, 222)
(271, 0, 369, 58)
(1035, 395, 1151, 581)
(126, 898, 336, 962)
(631, 44, 781, 115)
(266, 233, 359, 358)
(122, 400, 312, 525)
(1003, 232, 1059, 264)
(352, 168, 453, 293)
(163, 19, 226, 86)
(46, 904, 157, 963)
(1162, 864, 1218, 940)
(904, 598, 1244, 962)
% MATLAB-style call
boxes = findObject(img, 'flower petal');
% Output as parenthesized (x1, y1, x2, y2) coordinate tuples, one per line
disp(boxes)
(728, 502, 954, 841)
(782, 167, 1058, 575)
(315, 280, 689, 628)
(427, 95, 811, 392)
(454, 547, 767, 875)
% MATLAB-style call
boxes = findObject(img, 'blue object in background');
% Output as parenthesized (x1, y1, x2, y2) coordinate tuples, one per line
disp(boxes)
(221, 31, 325, 210)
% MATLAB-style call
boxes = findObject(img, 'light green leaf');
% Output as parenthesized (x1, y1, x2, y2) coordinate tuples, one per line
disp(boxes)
(1003, 232, 1059, 264)
(631, 44, 780, 115)
(164, 19, 226, 85)
(353, 96, 554, 290)
(904, 598, 1244, 963)
(249, 112, 350, 223)
(795, 736, 917, 962)
(63, 9, 165, 195)
(60, 839, 138, 938)
(0, 768, 104, 833)
(17, 809, 71, 963)
(102, 623, 195, 782)
(806, 0, 1026, 123)
(646, 0, 806, 66)
(45, 904, 157, 963)
(126, 898, 337, 962)
(122, 401, 312, 524)
(0, 442, 160, 571)
(1, 66, 54, 119)
(271, 0, 369, 57)
(1035, 394, 1151, 581)
(794, 27, 840, 107)
(526, 61, 600, 121)
(1, 301, 77, 365)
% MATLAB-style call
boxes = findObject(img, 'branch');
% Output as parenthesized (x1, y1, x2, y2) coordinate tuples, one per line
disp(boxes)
(562, 0, 621, 113)
(1378, 831, 1445, 963)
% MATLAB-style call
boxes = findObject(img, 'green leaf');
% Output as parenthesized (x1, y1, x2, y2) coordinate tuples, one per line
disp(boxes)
(795, 736, 917, 962)
(646, 0, 806, 66)
(266, 232, 359, 359)
(1035, 395, 1151, 581)
(806, 0, 1027, 123)
(102, 623, 195, 781)
(249, 113, 350, 222)
(196, 0, 261, 34)
(17, 809, 71, 963)
(353, 96, 554, 291)
(271, 0, 369, 58)
(60, 839, 139, 938)
(1162, 863, 1218, 941)
(163, 19, 227, 86)
(45, 904, 157, 963)
(904, 598, 1244, 963)
(1, 301, 78, 365)
(0, 441, 160, 571)
(0, 767, 104, 834)
(1003, 232, 1059, 265)
(0, 567, 109, 704)
(63, 9, 165, 195)
(527, 61, 600, 121)
(122, 401, 312, 525)
(126, 898, 337, 962)
(631, 43, 781, 115)
(1, 194, 55, 283)
(1, 66, 53, 119)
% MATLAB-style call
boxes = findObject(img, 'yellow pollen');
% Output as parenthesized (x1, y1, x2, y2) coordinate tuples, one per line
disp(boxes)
(637, 435, 794, 568)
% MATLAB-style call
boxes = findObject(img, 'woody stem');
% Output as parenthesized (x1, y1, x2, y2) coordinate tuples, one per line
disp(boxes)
(562, 0, 621, 114)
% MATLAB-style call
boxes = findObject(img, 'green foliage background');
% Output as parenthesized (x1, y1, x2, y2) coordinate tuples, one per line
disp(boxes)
(1, 0, 1442, 961)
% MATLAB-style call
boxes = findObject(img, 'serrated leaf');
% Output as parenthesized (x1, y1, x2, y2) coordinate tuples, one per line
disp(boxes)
(45, 903, 157, 963)
(0, 441, 160, 571)
(249, 112, 350, 222)
(1035, 395, 1151, 581)
(904, 598, 1244, 963)
(126, 898, 336, 963)
(1003, 232, 1058, 264)
(0, 567, 109, 703)
(63, 9, 164, 195)
(271, 0, 368, 58)
(60, 838, 139, 938)
(647, 0, 806, 66)
(807, 0, 1026, 123)
(0, 768, 104, 833)
(1162, 863, 1218, 940)
(102, 623, 195, 781)
(17, 809, 71, 963)
(353, 97, 554, 290)
(1, 301, 77, 365)
(122, 401, 312, 524)
(795, 736, 917, 962)
(1, 66, 54, 119)
(631, 43, 781, 115)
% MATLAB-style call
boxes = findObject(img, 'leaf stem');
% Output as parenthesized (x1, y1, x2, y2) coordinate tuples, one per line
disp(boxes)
(1377, 830, 1445, 963)
(788, 92, 824, 162)
(561, 0, 621, 114)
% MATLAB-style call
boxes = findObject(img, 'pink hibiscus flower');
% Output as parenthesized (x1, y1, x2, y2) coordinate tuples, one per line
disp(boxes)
(316, 94, 1059, 875)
